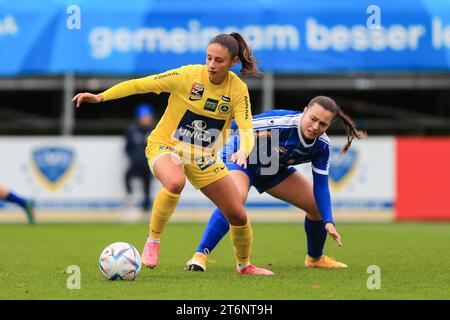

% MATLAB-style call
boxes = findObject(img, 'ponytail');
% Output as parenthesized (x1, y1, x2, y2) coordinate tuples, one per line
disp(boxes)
(209, 32, 262, 77)
(335, 108, 367, 154)
(229, 32, 262, 77)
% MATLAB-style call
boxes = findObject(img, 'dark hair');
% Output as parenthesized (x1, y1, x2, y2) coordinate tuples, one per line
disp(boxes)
(208, 32, 262, 77)
(308, 95, 367, 154)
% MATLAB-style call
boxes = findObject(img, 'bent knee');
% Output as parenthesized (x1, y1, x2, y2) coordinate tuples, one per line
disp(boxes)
(224, 208, 248, 226)
(164, 178, 186, 194)
(239, 192, 248, 204)
(306, 210, 322, 222)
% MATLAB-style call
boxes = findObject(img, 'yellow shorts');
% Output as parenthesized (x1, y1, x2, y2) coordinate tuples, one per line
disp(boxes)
(145, 141, 229, 190)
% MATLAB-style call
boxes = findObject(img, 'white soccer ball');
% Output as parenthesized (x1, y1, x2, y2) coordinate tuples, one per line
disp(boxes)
(98, 242, 142, 281)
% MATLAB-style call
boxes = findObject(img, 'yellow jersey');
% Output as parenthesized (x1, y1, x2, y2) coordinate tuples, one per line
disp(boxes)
(100, 64, 254, 160)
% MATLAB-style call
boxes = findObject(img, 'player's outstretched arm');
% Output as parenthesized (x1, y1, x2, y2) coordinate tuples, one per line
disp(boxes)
(72, 92, 104, 108)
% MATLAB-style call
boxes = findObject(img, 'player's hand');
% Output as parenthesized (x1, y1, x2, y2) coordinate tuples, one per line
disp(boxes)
(72, 92, 103, 108)
(231, 150, 248, 169)
(325, 222, 342, 247)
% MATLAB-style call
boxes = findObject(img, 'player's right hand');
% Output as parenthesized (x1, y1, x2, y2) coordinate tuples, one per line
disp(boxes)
(72, 92, 103, 107)
(325, 222, 343, 247)
(231, 150, 248, 169)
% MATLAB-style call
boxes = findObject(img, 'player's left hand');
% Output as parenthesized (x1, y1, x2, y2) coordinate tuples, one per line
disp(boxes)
(231, 150, 248, 169)
(325, 222, 342, 247)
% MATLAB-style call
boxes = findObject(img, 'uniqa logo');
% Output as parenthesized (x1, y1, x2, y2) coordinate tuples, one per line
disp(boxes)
(179, 120, 212, 143)
(187, 120, 207, 131)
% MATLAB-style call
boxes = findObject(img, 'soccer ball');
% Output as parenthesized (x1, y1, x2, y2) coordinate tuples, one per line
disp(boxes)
(98, 242, 142, 281)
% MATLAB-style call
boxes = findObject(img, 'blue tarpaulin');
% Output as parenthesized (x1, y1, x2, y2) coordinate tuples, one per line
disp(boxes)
(1, 0, 450, 75)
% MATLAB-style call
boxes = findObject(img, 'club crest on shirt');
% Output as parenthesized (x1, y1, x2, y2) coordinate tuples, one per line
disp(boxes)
(218, 103, 231, 114)
(272, 146, 287, 155)
(189, 83, 204, 101)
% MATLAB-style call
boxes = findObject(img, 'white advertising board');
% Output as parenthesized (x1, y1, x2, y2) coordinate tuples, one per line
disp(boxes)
(0, 136, 394, 212)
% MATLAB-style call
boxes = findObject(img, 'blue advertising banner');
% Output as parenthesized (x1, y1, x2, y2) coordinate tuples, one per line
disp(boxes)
(1, 0, 450, 75)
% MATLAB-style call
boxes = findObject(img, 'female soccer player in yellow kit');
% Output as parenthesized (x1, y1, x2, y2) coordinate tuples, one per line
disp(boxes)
(73, 33, 274, 275)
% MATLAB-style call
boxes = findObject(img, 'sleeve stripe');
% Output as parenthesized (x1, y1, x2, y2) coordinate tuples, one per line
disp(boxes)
(312, 164, 328, 175)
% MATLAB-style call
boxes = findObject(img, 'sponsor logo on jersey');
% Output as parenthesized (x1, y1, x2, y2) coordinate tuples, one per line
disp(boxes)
(218, 103, 231, 114)
(203, 98, 219, 112)
(244, 96, 249, 120)
(154, 71, 179, 80)
(174, 110, 225, 147)
(31, 147, 75, 191)
(189, 83, 204, 100)
(221, 95, 231, 102)
(158, 145, 175, 152)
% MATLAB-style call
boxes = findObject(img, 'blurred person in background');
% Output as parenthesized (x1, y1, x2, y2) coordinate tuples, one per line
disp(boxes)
(123, 103, 156, 222)
(73, 32, 275, 275)
(186, 96, 366, 272)
(0, 184, 35, 224)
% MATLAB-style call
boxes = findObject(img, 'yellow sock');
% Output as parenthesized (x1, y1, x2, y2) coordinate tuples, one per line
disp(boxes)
(229, 218, 253, 266)
(149, 187, 180, 239)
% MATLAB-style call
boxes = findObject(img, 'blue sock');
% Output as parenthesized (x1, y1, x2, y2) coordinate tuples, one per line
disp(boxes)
(5, 192, 27, 208)
(304, 216, 327, 259)
(196, 208, 230, 254)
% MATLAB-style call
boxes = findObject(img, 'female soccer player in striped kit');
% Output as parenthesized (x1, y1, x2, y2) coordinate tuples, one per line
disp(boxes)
(73, 33, 273, 275)
(186, 96, 366, 271)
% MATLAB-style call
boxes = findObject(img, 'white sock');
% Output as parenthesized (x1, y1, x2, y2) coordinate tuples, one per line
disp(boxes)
(147, 237, 160, 244)
(237, 263, 250, 270)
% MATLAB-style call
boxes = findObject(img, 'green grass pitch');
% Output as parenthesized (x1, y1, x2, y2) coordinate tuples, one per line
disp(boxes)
(1, 222, 449, 300)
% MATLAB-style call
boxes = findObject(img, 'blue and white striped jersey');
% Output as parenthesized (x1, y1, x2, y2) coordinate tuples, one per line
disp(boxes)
(229, 109, 334, 224)
(232, 109, 331, 175)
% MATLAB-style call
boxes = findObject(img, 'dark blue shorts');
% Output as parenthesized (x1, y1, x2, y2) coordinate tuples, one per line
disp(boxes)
(221, 135, 297, 193)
